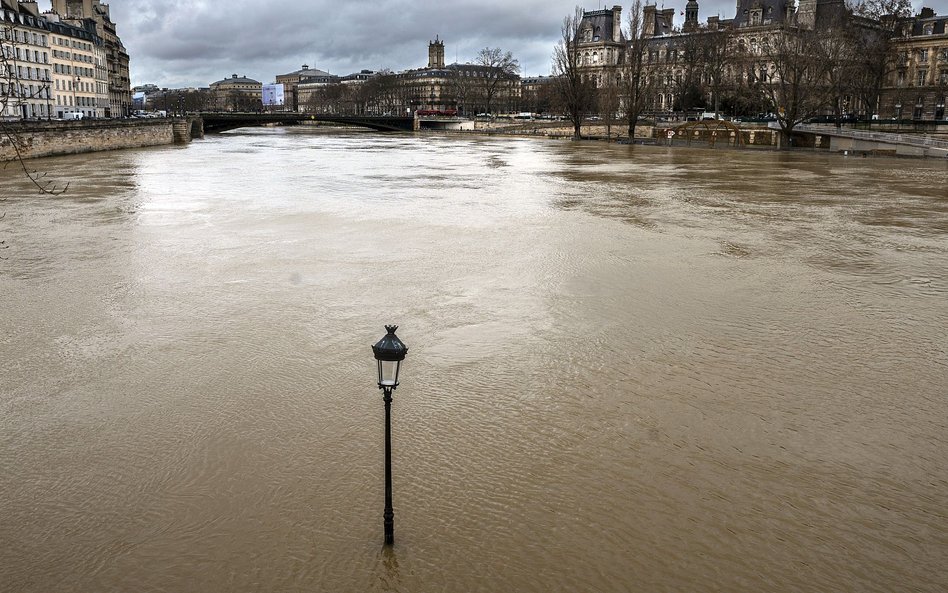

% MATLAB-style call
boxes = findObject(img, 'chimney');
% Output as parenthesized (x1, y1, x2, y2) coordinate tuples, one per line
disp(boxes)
(643, 4, 657, 36)
(920, 7, 934, 18)
(612, 5, 622, 41)
(19, 1, 40, 17)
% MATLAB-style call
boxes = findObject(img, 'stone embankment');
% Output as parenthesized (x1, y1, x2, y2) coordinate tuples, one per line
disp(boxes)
(0, 118, 204, 162)
(466, 119, 948, 156)
(468, 119, 777, 146)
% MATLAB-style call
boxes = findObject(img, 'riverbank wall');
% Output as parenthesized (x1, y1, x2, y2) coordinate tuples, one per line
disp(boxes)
(0, 118, 203, 162)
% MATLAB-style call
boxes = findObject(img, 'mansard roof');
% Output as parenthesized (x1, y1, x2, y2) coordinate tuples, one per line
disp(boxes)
(579, 7, 623, 43)
(732, 0, 791, 27)
(906, 16, 948, 36)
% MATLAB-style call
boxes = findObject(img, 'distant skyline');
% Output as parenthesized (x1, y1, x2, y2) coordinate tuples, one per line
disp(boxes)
(37, 0, 948, 88)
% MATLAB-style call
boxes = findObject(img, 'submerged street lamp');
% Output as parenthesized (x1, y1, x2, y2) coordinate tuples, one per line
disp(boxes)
(372, 325, 408, 546)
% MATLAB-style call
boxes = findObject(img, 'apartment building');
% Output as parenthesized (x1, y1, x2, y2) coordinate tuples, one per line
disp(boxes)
(881, 8, 948, 120)
(51, 0, 130, 117)
(45, 13, 106, 118)
(1, 0, 52, 119)
(1, 0, 127, 120)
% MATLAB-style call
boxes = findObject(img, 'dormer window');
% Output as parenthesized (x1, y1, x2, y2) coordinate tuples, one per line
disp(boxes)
(924, 24, 934, 35)
(593, 26, 601, 41)
(751, 9, 762, 25)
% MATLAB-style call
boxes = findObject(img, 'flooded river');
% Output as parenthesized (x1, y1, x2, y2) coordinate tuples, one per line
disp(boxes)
(2, 129, 947, 592)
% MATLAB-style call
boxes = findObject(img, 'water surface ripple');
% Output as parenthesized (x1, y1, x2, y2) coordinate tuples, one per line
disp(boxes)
(2, 128, 946, 592)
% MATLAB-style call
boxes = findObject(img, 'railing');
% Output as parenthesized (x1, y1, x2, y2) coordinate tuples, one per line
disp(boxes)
(796, 123, 948, 150)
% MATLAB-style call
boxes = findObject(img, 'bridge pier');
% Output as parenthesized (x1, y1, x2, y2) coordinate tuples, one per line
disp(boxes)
(171, 119, 192, 144)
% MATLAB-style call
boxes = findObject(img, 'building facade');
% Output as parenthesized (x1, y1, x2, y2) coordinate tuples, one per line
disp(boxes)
(276, 64, 338, 112)
(574, 0, 947, 122)
(45, 13, 106, 118)
(209, 74, 262, 111)
(396, 38, 521, 115)
(1, 0, 52, 119)
(881, 8, 948, 120)
(51, 0, 130, 117)
(293, 68, 339, 112)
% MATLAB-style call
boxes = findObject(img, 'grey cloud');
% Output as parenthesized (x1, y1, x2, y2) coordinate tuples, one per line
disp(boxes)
(42, 0, 943, 88)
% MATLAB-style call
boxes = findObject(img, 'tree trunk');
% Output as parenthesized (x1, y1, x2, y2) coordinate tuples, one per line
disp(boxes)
(780, 128, 793, 150)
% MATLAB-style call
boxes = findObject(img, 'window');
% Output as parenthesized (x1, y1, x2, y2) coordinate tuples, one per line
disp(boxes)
(917, 69, 927, 86)
(920, 49, 929, 61)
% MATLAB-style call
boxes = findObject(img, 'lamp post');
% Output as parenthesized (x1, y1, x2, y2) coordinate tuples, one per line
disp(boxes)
(73, 75, 80, 117)
(371, 325, 408, 546)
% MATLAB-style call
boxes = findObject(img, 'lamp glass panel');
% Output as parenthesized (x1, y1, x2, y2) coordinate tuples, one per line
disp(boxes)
(379, 359, 400, 386)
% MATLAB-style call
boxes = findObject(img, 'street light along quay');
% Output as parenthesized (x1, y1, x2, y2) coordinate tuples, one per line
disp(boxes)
(372, 325, 408, 546)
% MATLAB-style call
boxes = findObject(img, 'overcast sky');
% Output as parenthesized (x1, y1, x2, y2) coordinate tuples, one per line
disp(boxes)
(39, 0, 947, 88)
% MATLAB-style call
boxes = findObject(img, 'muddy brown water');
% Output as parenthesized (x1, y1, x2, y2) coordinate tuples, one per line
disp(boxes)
(2, 128, 947, 592)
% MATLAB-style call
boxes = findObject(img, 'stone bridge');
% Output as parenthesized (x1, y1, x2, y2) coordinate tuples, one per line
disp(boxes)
(198, 113, 416, 134)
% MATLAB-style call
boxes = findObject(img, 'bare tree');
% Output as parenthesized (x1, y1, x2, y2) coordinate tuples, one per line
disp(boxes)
(450, 68, 479, 116)
(846, 0, 912, 119)
(846, 0, 911, 18)
(598, 74, 620, 137)
(761, 23, 837, 147)
(474, 47, 520, 114)
(359, 70, 400, 115)
(672, 32, 706, 114)
(619, 0, 653, 139)
(305, 83, 346, 114)
(696, 27, 732, 117)
(552, 6, 595, 140)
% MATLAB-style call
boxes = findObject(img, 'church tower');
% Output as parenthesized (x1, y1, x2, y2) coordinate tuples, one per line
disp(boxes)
(51, 0, 92, 19)
(685, 0, 699, 29)
(428, 36, 445, 69)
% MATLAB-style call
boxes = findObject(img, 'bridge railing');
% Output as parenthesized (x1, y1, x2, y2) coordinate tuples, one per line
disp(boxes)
(796, 124, 948, 150)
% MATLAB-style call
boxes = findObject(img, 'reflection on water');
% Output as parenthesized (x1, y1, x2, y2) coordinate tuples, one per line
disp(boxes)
(1, 129, 947, 593)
